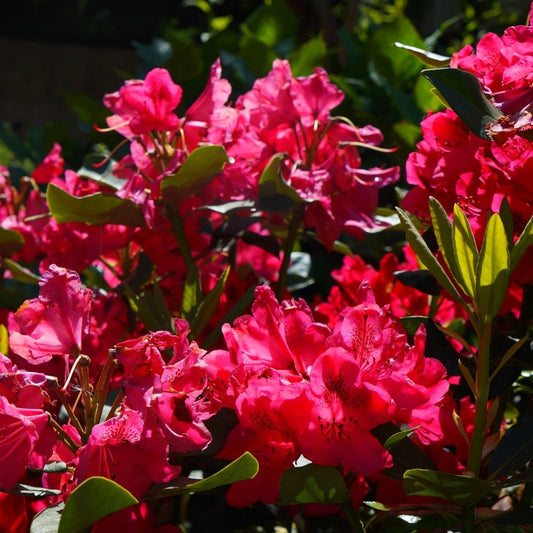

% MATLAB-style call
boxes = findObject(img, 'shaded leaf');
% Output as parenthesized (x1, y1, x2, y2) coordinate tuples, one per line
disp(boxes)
(58, 477, 138, 533)
(422, 68, 503, 139)
(394, 269, 441, 295)
(0, 227, 24, 256)
(77, 154, 125, 190)
(145, 451, 258, 500)
(384, 425, 421, 451)
(489, 414, 533, 477)
(3, 258, 40, 283)
(258, 154, 304, 211)
(403, 468, 491, 507)
(278, 464, 351, 506)
(510, 214, 533, 272)
(289, 35, 327, 76)
(47, 184, 145, 227)
(181, 266, 203, 322)
(161, 145, 228, 202)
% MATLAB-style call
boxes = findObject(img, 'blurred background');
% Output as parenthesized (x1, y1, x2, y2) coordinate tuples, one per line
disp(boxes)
(0, 0, 529, 172)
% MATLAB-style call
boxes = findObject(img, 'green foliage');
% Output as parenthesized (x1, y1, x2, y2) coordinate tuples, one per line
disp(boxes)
(57, 477, 138, 533)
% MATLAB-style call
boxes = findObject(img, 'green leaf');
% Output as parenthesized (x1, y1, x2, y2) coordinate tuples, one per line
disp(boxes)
(161, 145, 228, 202)
(510, 214, 533, 272)
(124, 284, 172, 333)
(288, 35, 327, 76)
(403, 469, 491, 507)
(429, 197, 461, 286)
(421, 67, 503, 139)
(278, 464, 351, 506)
(384, 425, 420, 451)
(47, 184, 145, 227)
(489, 414, 533, 477)
(77, 154, 126, 190)
(30, 503, 64, 533)
(189, 266, 230, 339)
(395, 208, 467, 309)
(3, 258, 40, 283)
(0, 227, 24, 256)
(181, 265, 203, 322)
(453, 204, 478, 299)
(145, 451, 259, 500)
(477, 213, 510, 320)
(58, 477, 138, 533)
(393, 42, 451, 67)
(258, 154, 304, 211)
(369, 15, 426, 88)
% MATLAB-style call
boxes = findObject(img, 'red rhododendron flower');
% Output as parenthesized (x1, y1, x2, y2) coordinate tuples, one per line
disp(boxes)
(103, 68, 183, 135)
(31, 142, 64, 184)
(9, 265, 92, 366)
(75, 409, 179, 498)
(0, 396, 54, 490)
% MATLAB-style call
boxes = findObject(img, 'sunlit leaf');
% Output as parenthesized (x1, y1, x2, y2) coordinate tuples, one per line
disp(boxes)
(394, 42, 451, 67)
(47, 183, 145, 227)
(145, 451, 258, 500)
(58, 477, 138, 533)
(477, 213, 509, 320)
(161, 145, 228, 202)
(453, 204, 478, 299)
(30, 503, 64, 533)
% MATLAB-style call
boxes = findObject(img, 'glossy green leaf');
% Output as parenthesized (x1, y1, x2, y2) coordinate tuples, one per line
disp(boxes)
(278, 464, 351, 506)
(0, 227, 24, 256)
(429, 196, 461, 286)
(384, 425, 420, 451)
(403, 468, 491, 507)
(189, 266, 230, 339)
(58, 477, 138, 533)
(47, 184, 145, 227)
(258, 154, 304, 211)
(145, 451, 259, 500)
(510, 214, 533, 272)
(477, 213, 510, 320)
(30, 503, 63, 533)
(161, 145, 228, 202)
(396, 208, 467, 309)
(422, 68, 503, 139)
(453, 204, 478, 299)
(394, 42, 451, 67)
(288, 34, 327, 76)
(77, 154, 125, 190)
(489, 414, 533, 477)
(124, 283, 173, 333)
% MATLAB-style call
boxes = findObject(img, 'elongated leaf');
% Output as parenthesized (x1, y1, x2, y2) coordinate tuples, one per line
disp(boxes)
(47, 184, 145, 227)
(384, 426, 420, 451)
(510, 214, 533, 272)
(403, 469, 491, 507)
(477, 213, 510, 319)
(394, 269, 441, 295)
(422, 67, 503, 139)
(145, 451, 259, 500)
(278, 464, 351, 506)
(396, 208, 467, 308)
(258, 154, 304, 211)
(181, 266, 203, 322)
(489, 414, 533, 477)
(3, 258, 40, 284)
(394, 42, 451, 67)
(189, 266, 230, 339)
(453, 204, 478, 299)
(429, 197, 461, 285)
(161, 145, 228, 201)
(124, 284, 169, 333)
(77, 154, 125, 190)
(58, 477, 138, 533)
(0, 227, 24, 256)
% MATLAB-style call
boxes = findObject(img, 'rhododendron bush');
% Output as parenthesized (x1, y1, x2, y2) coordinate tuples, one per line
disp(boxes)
(2, 8, 533, 533)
